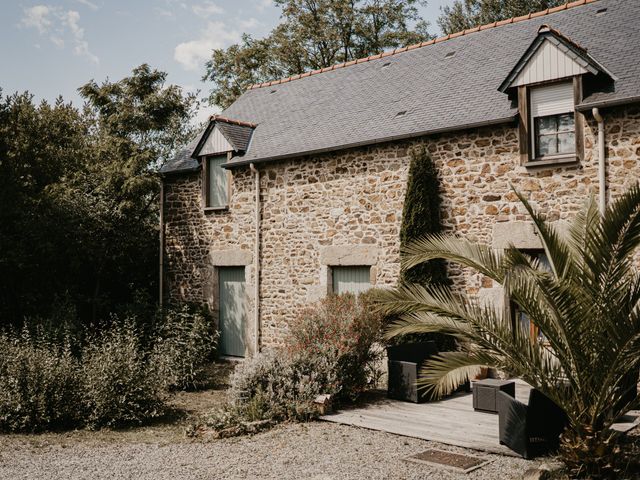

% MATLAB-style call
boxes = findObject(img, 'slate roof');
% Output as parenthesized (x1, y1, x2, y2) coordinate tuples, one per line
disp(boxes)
(163, 0, 640, 173)
(162, 129, 204, 173)
(215, 121, 254, 152)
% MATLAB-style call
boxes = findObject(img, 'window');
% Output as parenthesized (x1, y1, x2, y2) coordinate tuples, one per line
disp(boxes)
(512, 251, 550, 344)
(332, 266, 371, 295)
(534, 113, 575, 158)
(205, 155, 228, 208)
(529, 82, 576, 161)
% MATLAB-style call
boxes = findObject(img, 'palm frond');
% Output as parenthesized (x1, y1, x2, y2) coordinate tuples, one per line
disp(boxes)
(566, 195, 600, 277)
(384, 312, 470, 340)
(401, 234, 506, 282)
(417, 351, 496, 398)
(378, 184, 640, 442)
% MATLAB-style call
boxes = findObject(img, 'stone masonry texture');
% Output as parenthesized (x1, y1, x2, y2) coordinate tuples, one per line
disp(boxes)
(163, 105, 640, 349)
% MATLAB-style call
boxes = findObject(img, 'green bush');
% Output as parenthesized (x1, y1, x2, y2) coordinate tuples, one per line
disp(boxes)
(0, 329, 82, 432)
(206, 351, 336, 432)
(81, 321, 165, 429)
(152, 306, 218, 391)
(231, 350, 336, 420)
(285, 291, 384, 401)
(400, 145, 448, 286)
(395, 145, 456, 353)
(0, 307, 216, 432)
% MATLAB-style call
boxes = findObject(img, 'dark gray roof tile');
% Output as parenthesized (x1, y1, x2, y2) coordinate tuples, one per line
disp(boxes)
(216, 121, 254, 151)
(160, 129, 204, 174)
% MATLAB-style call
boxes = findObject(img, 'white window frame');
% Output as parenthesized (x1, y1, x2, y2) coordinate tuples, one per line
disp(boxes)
(529, 81, 576, 162)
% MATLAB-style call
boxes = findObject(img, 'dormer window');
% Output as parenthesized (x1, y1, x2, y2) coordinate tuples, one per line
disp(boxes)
(534, 113, 575, 158)
(530, 82, 575, 161)
(499, 25, 614, 168)
(188, 115, 256, 211)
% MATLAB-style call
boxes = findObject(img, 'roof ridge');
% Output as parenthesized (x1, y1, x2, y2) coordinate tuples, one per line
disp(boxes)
(247, 0, 599, 91)
(538, 24, 587, 52)
(210, 114, 257, 128)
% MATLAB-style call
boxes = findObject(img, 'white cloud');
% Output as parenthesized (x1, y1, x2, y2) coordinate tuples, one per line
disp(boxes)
(50, 35, 65, 47)
(63, 10, 82, 35)
(20, 5, 98, 64)
(192, 1, 224, 17)
(164, 0, 188, 8)
(63, 10, 99, 64)
(174, 21, 240, 71)
(193, 104, 218, 126)
(239, 17, 260, 30)
(155, 8, 174, 17)
(21, 5, 52, 34)
(256, 0, 272, 12)
(74, 0, 98, 10)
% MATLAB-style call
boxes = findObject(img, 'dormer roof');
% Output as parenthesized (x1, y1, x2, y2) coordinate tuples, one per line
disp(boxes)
(191, 115, 256, 159)
(498, 24, 614, 92)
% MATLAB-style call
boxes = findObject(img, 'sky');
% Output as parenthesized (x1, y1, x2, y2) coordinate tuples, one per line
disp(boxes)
(1, 0, 450, 122)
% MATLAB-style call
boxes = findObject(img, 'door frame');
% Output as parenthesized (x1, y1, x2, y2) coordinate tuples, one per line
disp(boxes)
(217, 266, 248, 358)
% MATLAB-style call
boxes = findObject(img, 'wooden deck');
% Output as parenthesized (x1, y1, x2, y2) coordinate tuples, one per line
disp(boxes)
(321, 380, 531, 457)
(321, 380, 640, 457)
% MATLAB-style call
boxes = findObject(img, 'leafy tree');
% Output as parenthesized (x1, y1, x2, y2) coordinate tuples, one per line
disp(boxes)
(378, 187, 640, 477)
(204, 35, 284, 113)
(437, 0, 565, 34)
(397, 146, 453, 351)
(204, 0, 432, 108)
(0, 65, 197, 327)
(58, 64, 197, 323)
(0, 91, 90, 325)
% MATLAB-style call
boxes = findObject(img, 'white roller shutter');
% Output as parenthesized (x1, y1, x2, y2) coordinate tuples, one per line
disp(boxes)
(332, 266, 371, 295)
(530, 82, 574, 117)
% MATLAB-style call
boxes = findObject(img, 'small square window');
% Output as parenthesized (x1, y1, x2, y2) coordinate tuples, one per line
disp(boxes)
(527, 82, 577, 163)
(332, 266, 371, 295)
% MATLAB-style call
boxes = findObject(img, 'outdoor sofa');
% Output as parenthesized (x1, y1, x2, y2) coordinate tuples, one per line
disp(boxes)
(387, 341, 470, 403)
(497, 388, 568, 459)
(387, 341, 438, 403)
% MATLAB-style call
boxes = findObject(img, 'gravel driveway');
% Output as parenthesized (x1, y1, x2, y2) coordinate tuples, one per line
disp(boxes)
(0, 421, 537, 480)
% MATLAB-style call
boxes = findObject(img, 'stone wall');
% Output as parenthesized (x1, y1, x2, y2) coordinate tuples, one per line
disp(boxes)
(163, 105, 640, 350)
(164, 168, 259, 354)
(257, 146, 408, 346)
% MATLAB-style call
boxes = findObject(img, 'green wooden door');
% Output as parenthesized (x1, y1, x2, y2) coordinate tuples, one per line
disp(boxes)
(218, 267, 246, 357)
(332, 266, 371, 295)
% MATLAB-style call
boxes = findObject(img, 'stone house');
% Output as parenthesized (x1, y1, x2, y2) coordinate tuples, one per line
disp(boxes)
(160, 0, 640, 357)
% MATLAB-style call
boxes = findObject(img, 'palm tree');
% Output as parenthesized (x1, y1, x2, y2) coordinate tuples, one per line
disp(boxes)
(377, 186, 640, 476)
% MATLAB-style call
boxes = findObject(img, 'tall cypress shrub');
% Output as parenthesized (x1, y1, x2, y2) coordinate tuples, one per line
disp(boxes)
(400, 145, 448, 286)
(398, 145, 454, 351)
